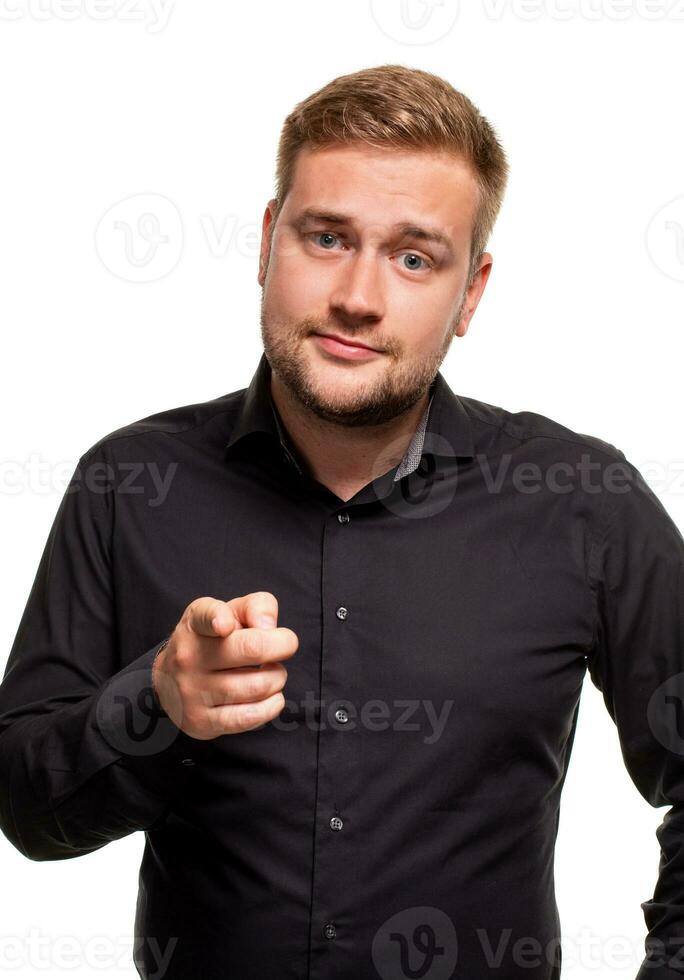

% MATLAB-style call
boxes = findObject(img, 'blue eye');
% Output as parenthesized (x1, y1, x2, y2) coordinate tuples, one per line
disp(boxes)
(308, 232, 432, 272)
(401, 253, 429, 271)
(315, 232, 340, 249)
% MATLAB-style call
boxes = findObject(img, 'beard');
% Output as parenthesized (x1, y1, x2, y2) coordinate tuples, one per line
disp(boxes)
(259, 291, 466, 429)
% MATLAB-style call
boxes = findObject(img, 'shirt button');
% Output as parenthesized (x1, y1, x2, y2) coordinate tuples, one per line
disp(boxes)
(336, 606, 348, 621)
(330, 816, 344, 831)
(335, 707, 349, 724)
(180, 758, 195, 766)
(323, 923, 336, 940)
(337, 511, 350, 523)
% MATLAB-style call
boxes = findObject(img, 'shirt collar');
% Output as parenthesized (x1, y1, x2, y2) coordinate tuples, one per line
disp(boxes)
(224, 351, 475, 478)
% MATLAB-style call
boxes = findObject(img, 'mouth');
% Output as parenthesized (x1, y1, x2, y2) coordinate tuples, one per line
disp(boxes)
(311, 332, 384, 361)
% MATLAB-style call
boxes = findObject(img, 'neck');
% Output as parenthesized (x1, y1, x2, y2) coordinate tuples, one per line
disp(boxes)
(269, 372, 431, 499)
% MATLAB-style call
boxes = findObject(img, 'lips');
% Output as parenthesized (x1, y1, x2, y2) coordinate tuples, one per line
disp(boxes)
(314, 332, 381, 352)
(311, 332, 384, 362)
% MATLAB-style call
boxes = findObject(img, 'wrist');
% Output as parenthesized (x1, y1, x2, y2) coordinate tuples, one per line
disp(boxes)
(151, 637, 171, 714)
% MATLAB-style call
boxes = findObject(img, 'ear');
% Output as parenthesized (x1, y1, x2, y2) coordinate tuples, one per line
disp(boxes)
(258, 198, 278, 287)
(455, 253, 494, 337)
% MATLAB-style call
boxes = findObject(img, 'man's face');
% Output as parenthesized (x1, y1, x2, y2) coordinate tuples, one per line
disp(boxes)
(258, 144, 492, 427)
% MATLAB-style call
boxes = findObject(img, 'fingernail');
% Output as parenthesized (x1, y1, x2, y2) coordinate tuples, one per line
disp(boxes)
(256, 615, 276, 629)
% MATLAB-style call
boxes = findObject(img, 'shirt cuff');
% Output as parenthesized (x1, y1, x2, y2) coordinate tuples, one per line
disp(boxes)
(95, 641, 198, 794)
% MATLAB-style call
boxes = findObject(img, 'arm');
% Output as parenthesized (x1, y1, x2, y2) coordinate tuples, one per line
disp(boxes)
(0, 449, 197, 861)
(586, 451, 684, 978)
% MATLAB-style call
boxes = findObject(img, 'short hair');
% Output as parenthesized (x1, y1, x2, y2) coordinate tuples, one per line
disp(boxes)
(271, 63, 510, 284)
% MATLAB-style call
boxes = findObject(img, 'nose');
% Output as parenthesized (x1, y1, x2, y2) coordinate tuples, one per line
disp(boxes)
(327, 250, 385, 324)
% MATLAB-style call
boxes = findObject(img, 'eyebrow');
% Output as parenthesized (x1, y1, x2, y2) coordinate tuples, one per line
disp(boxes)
(291, 208, 455, 257)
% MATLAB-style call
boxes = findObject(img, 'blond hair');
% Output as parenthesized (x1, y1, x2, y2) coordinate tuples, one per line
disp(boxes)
(271, 64, 509, 283)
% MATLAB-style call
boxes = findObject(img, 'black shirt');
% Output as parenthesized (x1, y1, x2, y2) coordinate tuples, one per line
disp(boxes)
(1, 351, 683, 980)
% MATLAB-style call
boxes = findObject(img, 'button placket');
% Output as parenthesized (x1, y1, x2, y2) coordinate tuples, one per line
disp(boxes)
(309, 509, 361, 969)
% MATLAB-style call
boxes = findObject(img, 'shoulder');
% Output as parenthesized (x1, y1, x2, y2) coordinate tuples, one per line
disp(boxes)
(77, 386, 247, 463)
(458, 392, 626, 465)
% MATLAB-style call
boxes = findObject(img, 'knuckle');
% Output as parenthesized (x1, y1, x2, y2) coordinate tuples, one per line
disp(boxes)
(247, 629, 267, 661)
(244, 674, 265, 701)
(236, 701, 264, 728)
(252, 590, 274, 603)
(195, 680, 215, 710)
(227, 631, 249, 664)
(183, 704, 203, 733)
(206, 707, 230, 738)
(250, 590, 276, 612)
(172, 642, 192, 670)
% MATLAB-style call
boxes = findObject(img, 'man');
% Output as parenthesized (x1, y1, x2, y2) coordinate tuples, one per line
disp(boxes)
(1, 63, 683, 980)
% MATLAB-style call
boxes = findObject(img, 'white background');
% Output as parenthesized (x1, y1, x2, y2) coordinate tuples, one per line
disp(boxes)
(1, 1, 683, 977)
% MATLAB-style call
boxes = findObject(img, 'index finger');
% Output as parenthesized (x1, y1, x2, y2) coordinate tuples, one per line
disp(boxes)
(227, 591, 279, 630)
(185, 596, 239, 638)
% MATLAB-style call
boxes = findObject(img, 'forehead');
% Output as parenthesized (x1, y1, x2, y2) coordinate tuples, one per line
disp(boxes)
(284, 143, 479, 242)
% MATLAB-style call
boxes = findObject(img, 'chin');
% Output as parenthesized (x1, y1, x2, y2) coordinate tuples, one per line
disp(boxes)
(311, 359, 381, 389)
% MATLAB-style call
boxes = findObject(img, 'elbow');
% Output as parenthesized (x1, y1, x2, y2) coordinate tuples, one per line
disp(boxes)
(0, 806, 104, 862)
(4, 828, 104, 862)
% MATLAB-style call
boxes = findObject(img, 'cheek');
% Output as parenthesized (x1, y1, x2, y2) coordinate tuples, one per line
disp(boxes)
(269, 242, 333, 305)
(388, 297, 454, 350)
(393, 275, 452, 316)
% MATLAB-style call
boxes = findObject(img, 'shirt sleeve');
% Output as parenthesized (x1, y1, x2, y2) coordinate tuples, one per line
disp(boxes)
(586, 451, 684, 979)
(0, 449, 198, 862)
